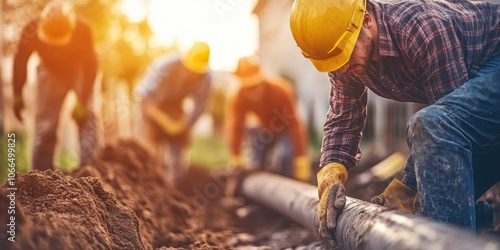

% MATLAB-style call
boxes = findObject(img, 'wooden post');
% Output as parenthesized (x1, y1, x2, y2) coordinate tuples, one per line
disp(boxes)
(239, 171, 500, 250)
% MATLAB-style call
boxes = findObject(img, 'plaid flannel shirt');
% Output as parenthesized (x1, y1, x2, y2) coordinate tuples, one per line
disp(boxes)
(321, 0, 500, 170)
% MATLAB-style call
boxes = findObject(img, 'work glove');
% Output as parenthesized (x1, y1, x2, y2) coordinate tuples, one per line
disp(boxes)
(317, 162, 348, 247)
(13, 95, 24, 122)
(371, 178, 418, 214)
(143, 101, 186, 136)
(72, 101, 88, 125)
(164, 118, 186, 135)
(293, 155, 311, 182)
(228, 155, 243, 169)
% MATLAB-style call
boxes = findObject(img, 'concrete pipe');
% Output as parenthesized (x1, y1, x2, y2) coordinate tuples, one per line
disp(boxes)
(239, 171, 500, 250)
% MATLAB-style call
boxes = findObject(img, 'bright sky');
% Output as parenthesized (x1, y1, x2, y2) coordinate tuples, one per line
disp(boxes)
(120, 0, 259, 71)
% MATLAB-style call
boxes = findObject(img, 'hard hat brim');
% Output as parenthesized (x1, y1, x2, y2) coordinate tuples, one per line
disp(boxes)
(237, 70, 263, 88)
(181, 57, 208, 74)
(37, 26, 73, 46)
(308, 27, 362, 72)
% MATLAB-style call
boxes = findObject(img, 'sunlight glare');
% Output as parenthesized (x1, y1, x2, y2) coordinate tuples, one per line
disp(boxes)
(120, 0, 147, 23)
(147, 0, 259, 71)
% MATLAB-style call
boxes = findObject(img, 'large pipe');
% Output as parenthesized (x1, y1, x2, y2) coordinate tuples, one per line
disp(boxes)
(239, 171, 500, 250)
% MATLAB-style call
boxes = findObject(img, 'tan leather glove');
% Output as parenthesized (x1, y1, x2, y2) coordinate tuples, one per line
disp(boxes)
(317, 162, 348, 247)
(72, 101, 88, 125)
(371, 178, 418, 214)
(228, 155, 243, 169)
(293, 155, 311, 182)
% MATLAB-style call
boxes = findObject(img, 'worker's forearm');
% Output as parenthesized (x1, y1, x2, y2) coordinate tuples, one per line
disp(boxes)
(13, 55, 29, 96)
(144, 104, 174, 129)
(79, 55, 98, 104)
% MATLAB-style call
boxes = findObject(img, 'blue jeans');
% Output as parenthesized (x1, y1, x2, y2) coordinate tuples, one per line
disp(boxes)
(248, 127, 294, 177)
(403, 56, 500, 230)
(34, 64, 99, 170)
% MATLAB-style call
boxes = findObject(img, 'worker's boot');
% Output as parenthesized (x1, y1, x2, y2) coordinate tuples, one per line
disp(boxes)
(476, 200, 494, 230)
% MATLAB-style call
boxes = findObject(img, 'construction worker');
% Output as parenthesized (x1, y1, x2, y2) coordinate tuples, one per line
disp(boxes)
(226, 55, 311, 182)
(290, 0, 500, 247)
(12, 1, 99, 171)
(136, 41, 212, 185)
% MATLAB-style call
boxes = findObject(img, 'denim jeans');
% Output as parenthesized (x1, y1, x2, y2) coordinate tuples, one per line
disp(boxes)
(33, 64, 99, 170)
(138, 111, 189, 186)
(402, 56, 500, 230)
(248, 127, 294, 177)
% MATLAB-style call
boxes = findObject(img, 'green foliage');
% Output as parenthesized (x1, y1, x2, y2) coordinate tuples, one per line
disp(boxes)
(187, 135, 230, 170)
(0, 131, 31, 185)
(55, 147, 79, 172)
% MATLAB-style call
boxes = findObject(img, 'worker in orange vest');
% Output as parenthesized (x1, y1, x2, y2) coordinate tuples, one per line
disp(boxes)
(226, 55, 311, 182)
(12, 1, 99, 170)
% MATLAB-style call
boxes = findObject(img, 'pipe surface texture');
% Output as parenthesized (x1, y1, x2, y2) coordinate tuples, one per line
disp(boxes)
(240, 171, 500, 250)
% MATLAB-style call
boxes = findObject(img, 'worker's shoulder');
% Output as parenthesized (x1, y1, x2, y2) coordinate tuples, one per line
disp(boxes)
(20, 18, 39, 34)
(149, 53, 182, 71)
(265, 76, 295, 95)
(74, 16, 94, 31)
(379, 0, 469, 23)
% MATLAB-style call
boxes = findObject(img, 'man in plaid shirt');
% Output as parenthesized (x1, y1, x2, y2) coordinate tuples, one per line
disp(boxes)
(290, 0, 500, 246)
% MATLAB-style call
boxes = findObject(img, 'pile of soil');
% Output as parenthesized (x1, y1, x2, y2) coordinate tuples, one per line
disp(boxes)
(0, 140, 322, 249)
(0, 170, 143, 249)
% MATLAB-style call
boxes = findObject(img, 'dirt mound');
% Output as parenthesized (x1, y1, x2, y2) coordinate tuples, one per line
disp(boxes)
(0, 170, 143, 250)
(0, 140, 234, 250)
(0, 139, 325, 249)
(72, 140, 234, 249)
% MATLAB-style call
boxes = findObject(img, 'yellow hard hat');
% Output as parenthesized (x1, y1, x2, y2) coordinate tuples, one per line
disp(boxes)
(290, 0, 366, 72)
(37, 1, 77, 46)
(234, 55, 263, 87)
(181, 41, 211, 74)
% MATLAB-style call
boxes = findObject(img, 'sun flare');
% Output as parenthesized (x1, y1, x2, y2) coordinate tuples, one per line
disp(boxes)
(121, 0, 259, 71)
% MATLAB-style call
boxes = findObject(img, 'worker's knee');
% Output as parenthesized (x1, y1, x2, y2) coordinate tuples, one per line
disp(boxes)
(406, 107, 443, 146)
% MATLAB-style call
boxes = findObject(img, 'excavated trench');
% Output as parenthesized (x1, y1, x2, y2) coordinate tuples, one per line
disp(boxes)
(0, 140, 324, 249)
(1, 140, 499, 249)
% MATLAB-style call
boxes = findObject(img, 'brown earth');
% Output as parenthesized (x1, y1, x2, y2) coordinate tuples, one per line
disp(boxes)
(1, 139, 499, 249)
(0, 140, 323, 250)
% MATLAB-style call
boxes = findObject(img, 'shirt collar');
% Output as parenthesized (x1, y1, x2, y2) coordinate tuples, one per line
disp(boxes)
(372, 0, 400, 57)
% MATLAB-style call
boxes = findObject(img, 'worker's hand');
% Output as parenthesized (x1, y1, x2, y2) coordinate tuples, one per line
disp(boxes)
(72, 101, 88, 125)
(168, 118, 187, 135)
(293, 155, 311, 182)
(228, 155, 243, 169)
(317, 163, 348, 248)
(13, 95, 24, 122)
(371, 178, 418, 214)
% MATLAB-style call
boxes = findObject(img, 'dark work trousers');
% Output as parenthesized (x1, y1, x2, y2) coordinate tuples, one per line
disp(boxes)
(402, 55, 500, 230)
(248, 127, 294, 178)
(33, 64, 98, 170)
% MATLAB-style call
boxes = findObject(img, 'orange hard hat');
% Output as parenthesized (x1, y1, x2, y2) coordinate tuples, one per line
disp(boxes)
(234, 55, 263, 87)
(37, 1, 77, 46)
